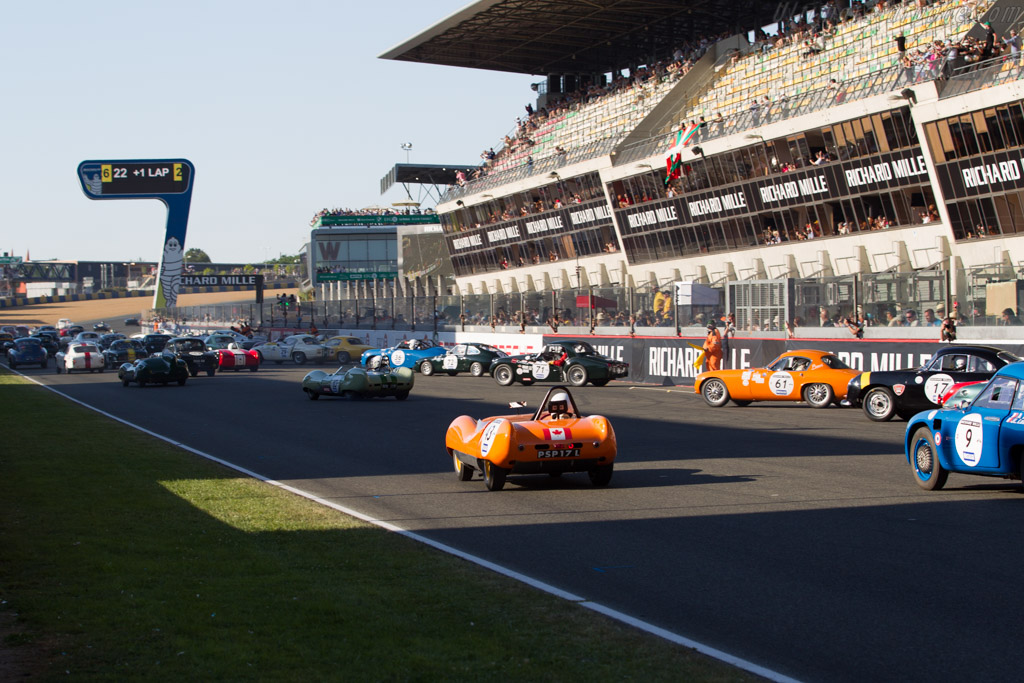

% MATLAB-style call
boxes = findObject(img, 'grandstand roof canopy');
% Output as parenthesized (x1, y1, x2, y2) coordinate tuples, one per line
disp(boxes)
(380, 0, 783, 75)
(380, 163, 479, 195)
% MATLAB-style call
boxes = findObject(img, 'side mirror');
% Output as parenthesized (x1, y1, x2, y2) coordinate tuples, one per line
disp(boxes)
(955, 399, 969, 411)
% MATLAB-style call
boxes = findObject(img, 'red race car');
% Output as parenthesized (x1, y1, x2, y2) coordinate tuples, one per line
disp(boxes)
(215, 346, 260, 372)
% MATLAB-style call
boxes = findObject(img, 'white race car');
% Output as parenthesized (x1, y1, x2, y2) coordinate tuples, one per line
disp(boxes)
(55, 342, 106, 374)
(254, 335, 329, 365)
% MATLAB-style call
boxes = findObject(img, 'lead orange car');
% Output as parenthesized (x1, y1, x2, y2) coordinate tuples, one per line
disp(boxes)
(695, 349, 859, 408)
(445, 386, 616, 491)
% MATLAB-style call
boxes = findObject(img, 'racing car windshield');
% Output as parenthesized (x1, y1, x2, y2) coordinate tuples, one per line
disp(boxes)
(76, 345, 99, 353)
(572, 342, 596, 355)
(997, 351, 1023, 365)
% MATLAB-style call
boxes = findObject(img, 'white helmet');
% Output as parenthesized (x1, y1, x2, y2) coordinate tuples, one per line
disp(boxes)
(549, 391, 570, 414)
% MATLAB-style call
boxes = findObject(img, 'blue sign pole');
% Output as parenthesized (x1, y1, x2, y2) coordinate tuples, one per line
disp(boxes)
(77, 159, 195, 309)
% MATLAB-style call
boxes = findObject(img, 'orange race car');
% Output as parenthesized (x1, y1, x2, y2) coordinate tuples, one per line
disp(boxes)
(695, 349, 859, 408)
(445, 385, 617, 491)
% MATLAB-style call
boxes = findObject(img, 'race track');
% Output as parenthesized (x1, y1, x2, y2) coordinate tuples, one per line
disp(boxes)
(10, 358, 1024, 682)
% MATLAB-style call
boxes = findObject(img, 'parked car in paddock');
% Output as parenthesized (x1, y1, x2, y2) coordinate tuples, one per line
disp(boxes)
(490, 340, 629, 387)
(419, 343, 507, 377)
(361, 338, 446, 371)
(322, 336, 373, 364)
(102, 339, 149, 366)
(445, 385, 617, 491)
(214, 344, 260, 372)
(256, 335, 329, 365)
(55, 343, 105, 374)
(938, 381, 987, 407)
(905, 363, 1024, 490)
(7, 338, 48, 369)
(846, 345, 1021, 422)
(118, 353, 190, 387)
(301, 360, 413, 400)
(163, 337, 219, 377)
(695, 349, 860, 408)
(141, 333, 173, 356)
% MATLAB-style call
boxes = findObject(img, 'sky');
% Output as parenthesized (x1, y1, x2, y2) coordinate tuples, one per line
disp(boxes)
(1, 1, 535, 264)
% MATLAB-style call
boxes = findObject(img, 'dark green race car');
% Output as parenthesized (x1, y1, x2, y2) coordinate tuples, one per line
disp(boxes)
(491, 340, 629, 387)
(419, 343, 507, 377)
(118, 353, 190, 387)
(301, 364, 414, 401)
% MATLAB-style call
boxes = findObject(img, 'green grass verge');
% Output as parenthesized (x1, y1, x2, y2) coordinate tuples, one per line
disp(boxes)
(0, 371, 754, 681)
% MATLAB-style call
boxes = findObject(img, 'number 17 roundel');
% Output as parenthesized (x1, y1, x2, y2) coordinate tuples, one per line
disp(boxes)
(544, 427, 573, 442)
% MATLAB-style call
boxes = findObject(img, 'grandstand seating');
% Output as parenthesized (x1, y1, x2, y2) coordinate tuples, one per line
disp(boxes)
(682, 0, 987, 126)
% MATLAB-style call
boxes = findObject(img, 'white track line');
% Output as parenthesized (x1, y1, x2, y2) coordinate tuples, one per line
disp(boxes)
(7, 365, 800, 683)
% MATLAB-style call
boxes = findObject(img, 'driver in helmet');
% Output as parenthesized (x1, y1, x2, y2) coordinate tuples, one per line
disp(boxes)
(547, 391, 573, 420)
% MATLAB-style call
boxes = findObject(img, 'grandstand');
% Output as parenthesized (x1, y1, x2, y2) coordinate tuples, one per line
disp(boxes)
(369, 0, 1024, 324)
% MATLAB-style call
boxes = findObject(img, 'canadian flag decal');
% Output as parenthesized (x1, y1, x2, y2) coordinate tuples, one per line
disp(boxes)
(543, 427, 573, 442)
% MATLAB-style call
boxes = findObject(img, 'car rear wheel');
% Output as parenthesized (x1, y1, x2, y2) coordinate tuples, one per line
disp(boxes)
(590, 378, 610, 387)
(453, 454, 474, 481)
(803, 383, 834, 409)
(470, 362, 484, 377)
(207, 368, 216, 377)
(701, 378, 730, 407)
(910, 427, 947, 490)
(396, 391, 409, 401)
(419, 360, 434, 376)
(177, 377, 186, 386)
(567, 365, 589, 387)
(863, 387, 896, 422)
(482, 460, 507, 491)
(122, 377, 130, 387)
(494, 365, 514, 386)
(589, 464, 614, 487)
(336, 351, 350, 364)
(306, 389, 319, 401)
(293, 352, 306, 365)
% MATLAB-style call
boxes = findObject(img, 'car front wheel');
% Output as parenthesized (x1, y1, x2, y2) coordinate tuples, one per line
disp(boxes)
(470, 362, 484, 377)
(863, 387, 897, 422)
(910, 427, 948, 490)
(567, 364, 588, 387)
(700, 378, 730, 407)
(481, 460, 507, 491)
(306, 389, 319, 401)
(453, 453, 474, 481)
(293, 352, 307, 365)
(420, 360, 435, 376)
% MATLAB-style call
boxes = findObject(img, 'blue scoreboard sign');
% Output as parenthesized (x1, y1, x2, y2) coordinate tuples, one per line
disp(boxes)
(77, 159, 195, 309)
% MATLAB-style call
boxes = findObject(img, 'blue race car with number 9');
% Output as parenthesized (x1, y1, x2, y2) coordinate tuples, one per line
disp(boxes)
(905, 362, 1024, 490)
(360, 338, 445, 371)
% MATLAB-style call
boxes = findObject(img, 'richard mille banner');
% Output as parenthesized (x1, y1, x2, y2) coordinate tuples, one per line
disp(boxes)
(616, 149, 931, 235)
(542, 335, 1024, 386)
(447, 199, 613, 253)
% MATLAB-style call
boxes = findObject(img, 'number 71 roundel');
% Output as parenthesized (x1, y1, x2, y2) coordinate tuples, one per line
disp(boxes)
(544, 427, 573, 442)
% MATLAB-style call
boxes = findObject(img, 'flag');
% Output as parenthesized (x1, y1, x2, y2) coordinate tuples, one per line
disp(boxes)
(688, 343, 705, 369)
(543, 427, 573, 442)
(666, 123, 700, 157)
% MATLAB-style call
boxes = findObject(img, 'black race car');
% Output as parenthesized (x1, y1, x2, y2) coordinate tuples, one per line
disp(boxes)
(102, 339, 149, 366)
(163, 337, 219, 377)
(97, 332, 126, 349)
(29, 331, 60, 357)
(141, 333, 173, 356)
(845, 345, 1021, 421)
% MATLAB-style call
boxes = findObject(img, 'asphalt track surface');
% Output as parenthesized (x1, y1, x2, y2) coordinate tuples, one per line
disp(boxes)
(10, 357, 1024, 682)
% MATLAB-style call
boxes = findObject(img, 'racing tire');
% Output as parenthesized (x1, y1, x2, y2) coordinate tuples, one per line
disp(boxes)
(470, 362, 484, 377)
(590, 379, 610, 387)
(40, 360, 47, 369)
(494, 365, 514, 386)
(453, 454, 474, 481)
(207, 368, 216, 377)
(803, 383, 834, 409)
(306, 389, 319, 401)
(249, 365, 258, 372)
(732, 399, 752, 407)
(293, 352, 307, 365)
(910, 427, 948, 490)
(98, 367, 104, 373)
(177, 377, 186, 386)
(190, 368, 198, 377)
(419, 360, 434, 376)
(336, 351, 350, 364)
(137, 378, 146, 388)
(700, 378, 730, 407)
(863, 387, 897, 422)
(588, 464, 614, 487)
(7, 361, 13, 369)
(482, 460, 507, 491)
(567, 365, 589, 387)
(396, 391, 409, 401)
(122, 378, 130, 387)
